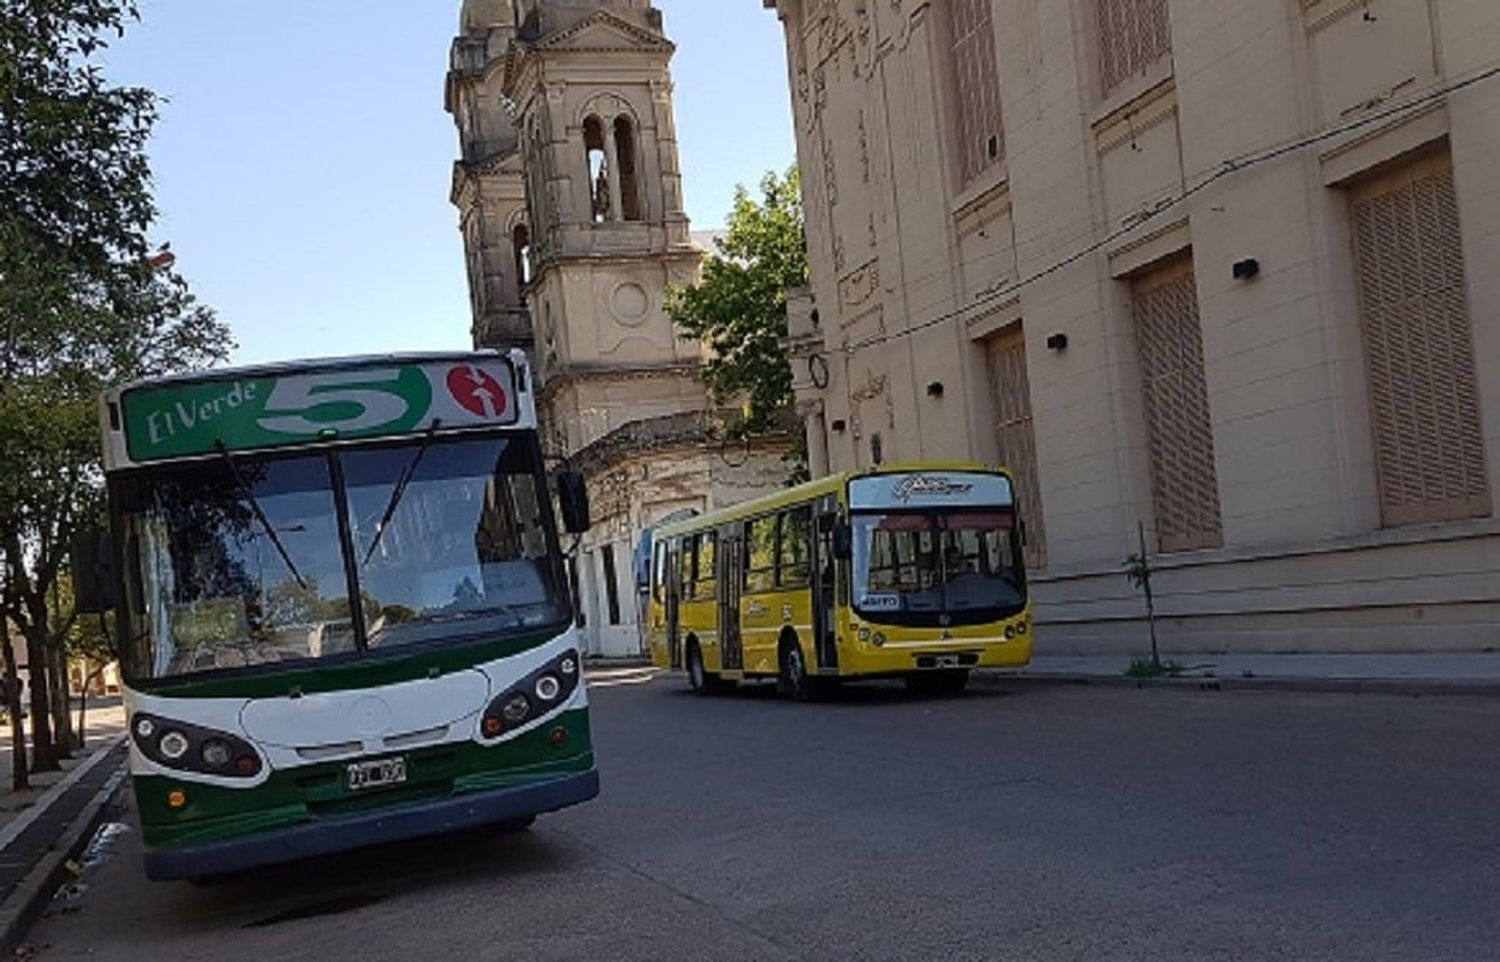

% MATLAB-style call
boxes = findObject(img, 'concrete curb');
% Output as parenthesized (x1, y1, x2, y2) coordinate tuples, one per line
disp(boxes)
(973, 670, 1500, 699)
(584, 657, 653, 670)
(0, 745, 129, 957)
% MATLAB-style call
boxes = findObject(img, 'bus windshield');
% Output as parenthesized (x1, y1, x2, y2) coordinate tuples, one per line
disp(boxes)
(850, 511, 1025, 625)
(117, 434, 567, 681)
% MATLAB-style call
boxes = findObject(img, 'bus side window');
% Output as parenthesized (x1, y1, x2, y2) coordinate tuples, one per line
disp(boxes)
(696, 532, 717, 600)
(745, 516, 776, 593)
(778, 508, 811, 588)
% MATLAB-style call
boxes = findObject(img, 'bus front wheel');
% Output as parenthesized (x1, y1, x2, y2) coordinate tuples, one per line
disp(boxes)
(687, 642, 730, 695)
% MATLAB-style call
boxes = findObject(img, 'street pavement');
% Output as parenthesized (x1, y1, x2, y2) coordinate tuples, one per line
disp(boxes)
(21, 671, 1500, 961)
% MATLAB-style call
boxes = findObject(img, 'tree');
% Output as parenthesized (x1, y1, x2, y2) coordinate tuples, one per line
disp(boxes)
(0, 0, 233, 780)
(666, 167, 808, 438)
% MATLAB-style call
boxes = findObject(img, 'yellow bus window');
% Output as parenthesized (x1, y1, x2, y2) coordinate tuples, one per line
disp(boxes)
(746, 517, 776, 592)
(779, 508, 811, 587)
(696, 534, 717, 599)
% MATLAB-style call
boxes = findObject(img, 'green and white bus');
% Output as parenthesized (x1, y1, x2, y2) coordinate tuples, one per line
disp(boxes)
(75, 351, 599, 880)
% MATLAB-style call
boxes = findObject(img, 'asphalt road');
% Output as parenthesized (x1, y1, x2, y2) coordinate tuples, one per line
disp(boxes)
(24, 671, 1500, 961)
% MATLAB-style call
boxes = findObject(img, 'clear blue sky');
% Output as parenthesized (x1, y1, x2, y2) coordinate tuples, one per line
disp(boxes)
(102, 1, 795, 365)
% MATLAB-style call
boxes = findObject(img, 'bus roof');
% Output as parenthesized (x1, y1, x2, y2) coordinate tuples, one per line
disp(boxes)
(102, 350, 536, 470)
(652, 462, 1005, 540)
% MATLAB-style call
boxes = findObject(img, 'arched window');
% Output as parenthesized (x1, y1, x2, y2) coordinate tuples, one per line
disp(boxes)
(614, 116, 642, 221)
(583, 115, 610, 223)
(512, 223, 532, 291)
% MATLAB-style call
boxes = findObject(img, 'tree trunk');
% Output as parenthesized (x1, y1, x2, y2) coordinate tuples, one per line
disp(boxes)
(48, 643, 74, 756)
(22, 628, 59, 772)
(77, 666, 102, 751)
(0, 611, 28, 791)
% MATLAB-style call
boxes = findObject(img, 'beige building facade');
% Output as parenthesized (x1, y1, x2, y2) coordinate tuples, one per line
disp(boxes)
(765, 0, 1500, 653)
(449, 0, 791, 656)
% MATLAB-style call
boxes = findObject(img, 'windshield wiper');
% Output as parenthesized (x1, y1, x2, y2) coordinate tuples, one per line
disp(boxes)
(213, 440, 308, 589)
(362, 419, 441, 565)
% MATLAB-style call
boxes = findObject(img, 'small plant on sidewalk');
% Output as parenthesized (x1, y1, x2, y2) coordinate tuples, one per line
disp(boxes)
(1126, 656, 1185, 679)
(1123, 520, 1164, 674)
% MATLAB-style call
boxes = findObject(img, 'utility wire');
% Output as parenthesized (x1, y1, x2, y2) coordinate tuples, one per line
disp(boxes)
(811, 61, 1500, 360)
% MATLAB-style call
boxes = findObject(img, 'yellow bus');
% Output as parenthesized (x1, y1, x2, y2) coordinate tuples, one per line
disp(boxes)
(646, 464, 1032, 699)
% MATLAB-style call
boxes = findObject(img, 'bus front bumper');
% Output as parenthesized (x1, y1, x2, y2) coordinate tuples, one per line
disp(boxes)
(143, 768, 600, 882)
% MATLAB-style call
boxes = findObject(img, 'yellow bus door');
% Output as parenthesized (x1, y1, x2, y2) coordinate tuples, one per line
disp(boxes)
(666, 540, 683, 669)
(718, 530, 745, 671)
(814, 509, 839, 671)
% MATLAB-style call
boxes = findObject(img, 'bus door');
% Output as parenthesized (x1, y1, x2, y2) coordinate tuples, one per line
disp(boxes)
(717, 525, 745, 671)
(814, 499, 839, 671)
(665, 539, 683, 669)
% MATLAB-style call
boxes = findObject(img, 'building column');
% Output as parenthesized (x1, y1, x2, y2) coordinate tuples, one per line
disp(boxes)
(805, 402, 830, 478)
(604, 121, 624, 223)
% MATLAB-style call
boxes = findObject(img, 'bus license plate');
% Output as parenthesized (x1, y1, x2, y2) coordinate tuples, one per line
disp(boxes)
(932, 655, 960, 668)
(347, 758, 407, 791)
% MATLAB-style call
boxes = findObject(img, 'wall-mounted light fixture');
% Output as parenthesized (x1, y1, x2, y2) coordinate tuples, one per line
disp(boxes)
(1046, 333, 1069, 352)
(926, 381, 945, 398)
(1232, 258, 1261, 281)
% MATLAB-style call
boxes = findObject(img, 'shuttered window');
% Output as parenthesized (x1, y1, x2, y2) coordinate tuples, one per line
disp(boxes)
(985, 326, 1047, 568)
(1351, 154, 1490, 526)
(942, 0, 1004, 186)
(1134, 261, 1222, 553)
(1096, 0, 1172, 97)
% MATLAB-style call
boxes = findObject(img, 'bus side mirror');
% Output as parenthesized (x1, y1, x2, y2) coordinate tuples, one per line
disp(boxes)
(70, 528, 116, 614)
(558, 471, 591, 534)
(832, 523, 853, 561)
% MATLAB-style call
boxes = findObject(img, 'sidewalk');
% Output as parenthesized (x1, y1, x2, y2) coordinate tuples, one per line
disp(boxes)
(990, 652, 1500, 697)
(0, 700, 127, 836)
(0, 702, 130, 955)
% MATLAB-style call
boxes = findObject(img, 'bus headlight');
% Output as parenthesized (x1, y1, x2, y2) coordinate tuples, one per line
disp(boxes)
(502, 694, 532, 722)
(1017, 621, 1029, 636)
(158, 731, 191, 761)
(480, 650, 582, 741)
(201, 739, 233, 770)
(1004, 626, 1016, 641)
(130, 713, 261, 779)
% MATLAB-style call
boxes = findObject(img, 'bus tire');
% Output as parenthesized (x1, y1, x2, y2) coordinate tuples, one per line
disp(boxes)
(687, 641, 731, 695)
(778, 638, 815, 702)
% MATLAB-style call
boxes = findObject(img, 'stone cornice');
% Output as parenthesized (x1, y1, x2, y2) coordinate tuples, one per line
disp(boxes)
(537, 361, 702, 404)
(568, 411, 796, 479)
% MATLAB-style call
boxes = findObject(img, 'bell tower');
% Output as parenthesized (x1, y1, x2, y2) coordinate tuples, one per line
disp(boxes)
(446, 0, 532, 353)
(447, 2, 795, 659)
(497, 0, 706, 456)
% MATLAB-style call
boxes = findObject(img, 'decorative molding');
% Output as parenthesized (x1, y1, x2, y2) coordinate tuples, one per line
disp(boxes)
(1094, 80, 1178, 156)
(1302, 0, 1368, 34)
(1106, 218, 1191, 279)
(847, 369, 894, 440)
(953, 181, 1012, 240)
(1319, 101, 1448, 187)
(838, 259, 881, 311)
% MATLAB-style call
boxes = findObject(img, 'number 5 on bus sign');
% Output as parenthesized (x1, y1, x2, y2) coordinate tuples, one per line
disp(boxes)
(257, 369, 412, 436)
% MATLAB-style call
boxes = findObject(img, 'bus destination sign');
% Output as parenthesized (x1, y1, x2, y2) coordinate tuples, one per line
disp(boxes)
(120, 359, 520, 462)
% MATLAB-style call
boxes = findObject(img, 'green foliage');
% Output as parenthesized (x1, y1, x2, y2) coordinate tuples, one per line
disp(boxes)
(1125, 657, 1184, 680)
(666, 167, 807, 437)
(0, 0, 233, 770)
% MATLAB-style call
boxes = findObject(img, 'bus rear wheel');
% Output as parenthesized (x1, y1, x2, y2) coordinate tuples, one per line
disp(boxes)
(905, 670, 970, 697)
(779, 641, 816, 702)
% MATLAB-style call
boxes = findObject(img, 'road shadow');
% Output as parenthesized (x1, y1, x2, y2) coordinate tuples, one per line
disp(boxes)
(660, 676, 1021, 707)
(155, 820, 583, 931)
